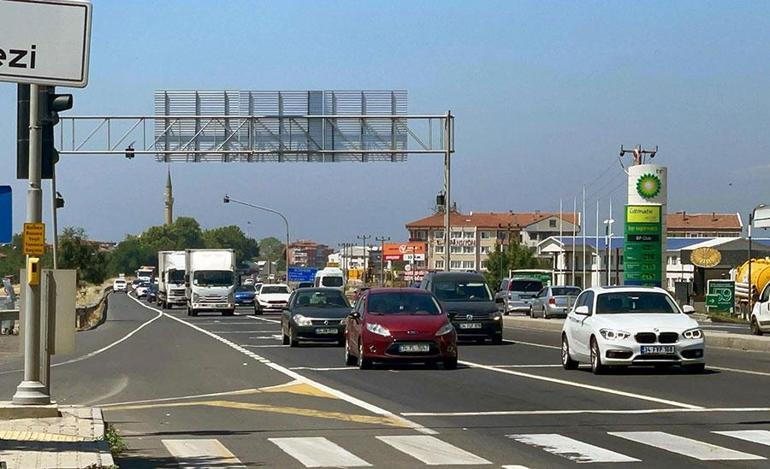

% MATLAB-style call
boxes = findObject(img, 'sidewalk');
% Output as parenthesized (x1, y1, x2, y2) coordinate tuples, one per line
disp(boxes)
(0, 334, 20, 368)
(0, 407, 114, 468)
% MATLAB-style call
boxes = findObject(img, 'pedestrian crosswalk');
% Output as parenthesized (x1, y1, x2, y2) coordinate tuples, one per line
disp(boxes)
(162, 429, 770, 467)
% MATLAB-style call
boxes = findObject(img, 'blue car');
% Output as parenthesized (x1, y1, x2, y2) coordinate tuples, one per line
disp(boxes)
(235, 284, 256, 305)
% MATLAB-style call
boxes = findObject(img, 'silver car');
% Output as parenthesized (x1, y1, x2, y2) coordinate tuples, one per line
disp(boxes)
(495, 278, 544, 314)
(530, 286, 581, 319)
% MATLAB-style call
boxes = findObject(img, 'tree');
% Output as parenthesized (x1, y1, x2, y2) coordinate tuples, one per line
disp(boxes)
(257, 237, 286, 270)
(484, 241, 548, 288)
(0, 233, 53, 280)
(203, 225, 259, 264)
(59, 227, 109, 285)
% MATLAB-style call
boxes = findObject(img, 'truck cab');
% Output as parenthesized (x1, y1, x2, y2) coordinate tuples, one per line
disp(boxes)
(185, 249, 236, 317)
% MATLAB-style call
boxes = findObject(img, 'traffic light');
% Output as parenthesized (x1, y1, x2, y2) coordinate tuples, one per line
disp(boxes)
(55, 192, 65, 209)
(17, 85, 73, 179)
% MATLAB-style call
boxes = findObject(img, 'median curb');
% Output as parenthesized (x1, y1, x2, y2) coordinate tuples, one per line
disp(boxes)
(502, 316, 770, 353)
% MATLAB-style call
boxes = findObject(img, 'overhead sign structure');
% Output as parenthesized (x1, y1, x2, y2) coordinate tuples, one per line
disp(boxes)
(383, 242, 427, 261)
(287, 266, 318, 283)
(753, 205, 770, 229)
(0, 186, 11, 244)
(706, 279, 734, 314)
(0, 0, 92, 88)
(624, 205, 663, 287)
(23, 222, 45, 256)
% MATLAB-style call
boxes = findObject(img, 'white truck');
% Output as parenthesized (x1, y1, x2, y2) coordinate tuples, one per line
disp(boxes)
(185, 249, 236, 317)
(158, 251, 187, 309)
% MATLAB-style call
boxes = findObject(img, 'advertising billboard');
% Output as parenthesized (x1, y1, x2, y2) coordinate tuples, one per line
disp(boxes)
(383, 242, 427, 261)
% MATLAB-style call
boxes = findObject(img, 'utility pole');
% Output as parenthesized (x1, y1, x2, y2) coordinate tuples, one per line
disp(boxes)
(619, 144, 658, 165)
(497, 222, 514, 280)
(357, 235, 371, 283)
(375, 236, 390, 287)
(443, 110, 453, 272)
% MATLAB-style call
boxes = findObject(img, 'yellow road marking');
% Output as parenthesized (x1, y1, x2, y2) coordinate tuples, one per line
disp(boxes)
(259, 381, 338, 399)
(108, 399, 407, 427)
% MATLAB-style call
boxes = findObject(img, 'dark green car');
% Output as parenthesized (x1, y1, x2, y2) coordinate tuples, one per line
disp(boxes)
(281, 288, 351, 347)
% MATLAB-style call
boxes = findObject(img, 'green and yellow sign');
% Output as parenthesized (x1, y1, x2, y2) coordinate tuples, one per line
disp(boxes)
(624, 204, 662, 287)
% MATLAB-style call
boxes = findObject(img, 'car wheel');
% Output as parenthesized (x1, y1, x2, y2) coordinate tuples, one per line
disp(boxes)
(684, 363, 706, 374)
(751, 317, 764, 336)
(289, 327, 299, 347)
(492, 335, 503, 345)
(543, 307, 549, 319)
(443, 356, 458, 370)
(254, 304, 263, 316)
(282, 328, 289, 345)
(358, 339, 372, 369)
(561, 335, 578, 370)
(529, 306, 534, 318)
(590, 337, 606, 374)
(345, 339, 357, 366)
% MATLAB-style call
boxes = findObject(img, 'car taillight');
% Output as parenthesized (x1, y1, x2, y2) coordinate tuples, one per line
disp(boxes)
(548, 297, 556, 305)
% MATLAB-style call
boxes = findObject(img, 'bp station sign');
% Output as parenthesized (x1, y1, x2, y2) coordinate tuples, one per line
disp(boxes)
(624, 204, 663, 287)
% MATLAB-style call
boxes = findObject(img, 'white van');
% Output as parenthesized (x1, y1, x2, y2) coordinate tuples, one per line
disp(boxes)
(314, 267, 345, 290)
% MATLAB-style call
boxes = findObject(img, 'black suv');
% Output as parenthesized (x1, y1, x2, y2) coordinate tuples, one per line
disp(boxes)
(421, 271, 502, 344)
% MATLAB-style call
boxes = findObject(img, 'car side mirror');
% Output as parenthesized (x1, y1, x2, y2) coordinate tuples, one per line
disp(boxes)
(682, 305, 695, 314)
(574, 305, 590, 316)
(349, 311, 360, 320)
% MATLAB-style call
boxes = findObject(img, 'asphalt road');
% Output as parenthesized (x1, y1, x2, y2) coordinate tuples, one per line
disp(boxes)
(2, 293, 770, 468)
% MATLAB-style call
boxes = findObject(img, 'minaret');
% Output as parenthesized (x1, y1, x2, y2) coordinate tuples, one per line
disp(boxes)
(164, 167, 174, 226)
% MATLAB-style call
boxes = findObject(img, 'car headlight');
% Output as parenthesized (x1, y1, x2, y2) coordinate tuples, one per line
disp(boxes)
(365, 322, 391, 337)
(683, 328, 702, 339)
(599, 328, 631, 340)
(339, 319, 346, 325)
(491, 312, 502, 321)
(435, 323, 455, 336)
(192, 293, 200, 302)
(294, 314, 313, 326)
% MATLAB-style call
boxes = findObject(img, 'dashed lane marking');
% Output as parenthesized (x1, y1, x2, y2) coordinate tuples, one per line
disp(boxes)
(508, 433, 640, 463)
(162, 439, 245, 468)
(402, 407, 770, 417)
(270, 437, 372, 468)
(376, 435, 492, 465)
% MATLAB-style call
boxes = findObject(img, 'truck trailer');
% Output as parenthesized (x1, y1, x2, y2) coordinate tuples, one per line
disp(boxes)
(158, 251, 187, 309)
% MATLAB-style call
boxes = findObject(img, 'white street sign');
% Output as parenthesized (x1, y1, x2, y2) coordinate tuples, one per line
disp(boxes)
(0, 0, 92, 88)
(754, 206, 770, 229)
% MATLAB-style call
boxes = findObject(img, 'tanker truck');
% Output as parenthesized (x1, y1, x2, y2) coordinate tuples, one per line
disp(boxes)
(733, 259, 770, 335)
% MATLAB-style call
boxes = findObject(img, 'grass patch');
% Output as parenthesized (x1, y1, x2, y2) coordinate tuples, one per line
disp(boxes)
(104, 423, 127, 458)
(708, 312, 748, 324)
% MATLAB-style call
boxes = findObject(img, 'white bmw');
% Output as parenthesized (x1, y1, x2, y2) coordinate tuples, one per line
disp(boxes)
(561, 286, 705, 374)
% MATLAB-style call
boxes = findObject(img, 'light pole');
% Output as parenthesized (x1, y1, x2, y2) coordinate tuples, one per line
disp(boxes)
(603, 217, 615, 286)
(375, 236, 390, 287)
(357, 235, 371, 284)
(224, 195, 290, 281)
(748, 203, 767, 318)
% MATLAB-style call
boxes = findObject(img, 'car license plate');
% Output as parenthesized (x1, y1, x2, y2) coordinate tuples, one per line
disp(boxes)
(315, 328, 337, 335)
(459, 322, 482, 329)
(640, 345, 675, 355)
(399, 344, 430, 353)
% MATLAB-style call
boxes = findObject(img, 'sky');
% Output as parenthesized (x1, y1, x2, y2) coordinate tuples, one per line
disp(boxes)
(3, 0, 770, 246)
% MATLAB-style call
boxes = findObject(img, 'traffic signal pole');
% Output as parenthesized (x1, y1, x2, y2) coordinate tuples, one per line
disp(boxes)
(14, 84, 50, 405)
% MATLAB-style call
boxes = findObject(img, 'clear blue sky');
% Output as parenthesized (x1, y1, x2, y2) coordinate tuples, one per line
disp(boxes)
(2, 0, 769, 245)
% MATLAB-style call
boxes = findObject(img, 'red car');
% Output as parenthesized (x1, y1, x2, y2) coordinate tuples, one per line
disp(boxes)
(344, 288, 458, 369)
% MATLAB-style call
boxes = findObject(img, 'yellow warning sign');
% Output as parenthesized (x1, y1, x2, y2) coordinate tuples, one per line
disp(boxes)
(23, 223, 45, 256)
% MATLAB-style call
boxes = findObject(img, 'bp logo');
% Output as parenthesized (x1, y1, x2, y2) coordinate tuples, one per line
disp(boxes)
(636, 173, 661, 199)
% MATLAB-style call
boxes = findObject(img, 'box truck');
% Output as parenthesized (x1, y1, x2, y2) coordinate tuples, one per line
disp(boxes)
(158, 251, 187, 309)
(185, 249, 236, 316)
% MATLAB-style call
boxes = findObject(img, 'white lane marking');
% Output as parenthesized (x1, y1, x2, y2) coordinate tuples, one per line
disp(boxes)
(460, 359, 703, 409)
(247, 335, 282, 340)
(508, 433, 640, 463)
(609, 431, 765, 461)
(240, 344, 287, 348)
(714, 430, 770, 447)
(403, 407, 770, 417)
(101, 387, 261, 408)
(79, 374, 130, 406)
(269, 437, 371, 467)
(162, 439, 245, 468)
(503, 338, 560, 350)
(290, 366, 357, 371)
(710, 365, 770, 377)
(376, 435, 491, 465)
(247, 316, 282, 324)
(139, 297, 437, 435)
(502, 466, 531, 469)
(0, 292, 164, 376)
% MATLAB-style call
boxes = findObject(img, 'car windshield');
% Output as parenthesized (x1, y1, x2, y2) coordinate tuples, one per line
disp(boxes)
(321, 276, 344, 287)
(367, 293, 442, 315)
(193, 270, 233, 287)
(509, 280, 543, 292)
(168, 269, 185, 283)
(261, 286, 289, 294)
(596, 292, 680, 315)
(294, 290, 349, 308)
(433, 280, 493, 302)
(551, 287, 581, 296)
(236, 285, 254, 292)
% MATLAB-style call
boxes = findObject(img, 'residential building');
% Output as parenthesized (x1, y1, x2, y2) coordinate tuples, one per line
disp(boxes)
(405, 210, 580, 272)
(666, 212, 742, 238)
(287, 240, 333, 269)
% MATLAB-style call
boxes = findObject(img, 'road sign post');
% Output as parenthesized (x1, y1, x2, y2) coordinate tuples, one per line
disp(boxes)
(706, 279, 735, 314)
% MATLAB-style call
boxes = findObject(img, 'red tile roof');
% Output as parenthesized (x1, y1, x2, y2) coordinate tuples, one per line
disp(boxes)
(405, 211, 579, 229)
(666, 212, 742, 231)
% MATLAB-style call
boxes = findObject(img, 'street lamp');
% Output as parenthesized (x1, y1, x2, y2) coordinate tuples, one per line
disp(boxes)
(747, 203, 767, 317)
(224, 195, 290, 281)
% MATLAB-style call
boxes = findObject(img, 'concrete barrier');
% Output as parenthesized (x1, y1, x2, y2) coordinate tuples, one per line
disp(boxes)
(502, 315, 770, 353)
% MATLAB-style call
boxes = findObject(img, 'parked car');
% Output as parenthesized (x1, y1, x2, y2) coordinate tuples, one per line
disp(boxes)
(234, 284, 257, 306)
(421, 271, 502, 344)
(344, 288, 457, 369)
(146, 283, 158, 303)
(530, 286, 581, 319)
(135, 281, 151, 298)
(113, 278, 127, 293)
(297, 281, 314, 289)
(255, 284, 291, 314)
(281, 288, 350, 346)
(561, 286, 705, 374)
(495, 278, 544, 314)
(750, 283, 770, 335)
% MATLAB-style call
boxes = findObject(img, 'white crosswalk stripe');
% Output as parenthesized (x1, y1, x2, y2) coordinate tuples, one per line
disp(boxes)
(269, 437, 372, 467)
(714, 430, 770, 447)
(507, 433, 640, 463)
(609, 431, 766, 461)
(162, 439, 245, 468)
(376, 435, 491, 465)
